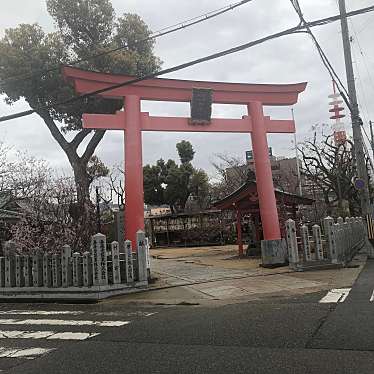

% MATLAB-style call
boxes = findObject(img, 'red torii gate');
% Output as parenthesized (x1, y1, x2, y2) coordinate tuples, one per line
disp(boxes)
(63, 66, 306, 258)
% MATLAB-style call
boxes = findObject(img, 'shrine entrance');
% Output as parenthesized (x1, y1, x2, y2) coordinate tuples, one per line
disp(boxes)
(63, 66, 306, 262)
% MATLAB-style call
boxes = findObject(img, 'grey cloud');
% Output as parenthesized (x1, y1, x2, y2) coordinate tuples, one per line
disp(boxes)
(1, 0, 374, 177)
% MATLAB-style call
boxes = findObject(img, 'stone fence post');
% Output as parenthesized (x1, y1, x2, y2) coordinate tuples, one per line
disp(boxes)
(111, 241, 121, 284)
(301, 225, 312, 262)
(52, 253, 62, 288)
(61, 245, 72, 288)
(91, 233, 108, 286)
(136, 231, 148, 283)
(286, 219, 299, 267)
(324, 216, 338, 264)
(72, 252, 83, 287)
(125, 240, 134, 283)
(312, 224, 324, 260)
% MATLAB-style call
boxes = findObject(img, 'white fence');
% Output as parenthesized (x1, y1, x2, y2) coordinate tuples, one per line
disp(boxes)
(0, 230, 149, 291)
(286, 216, 366, 270)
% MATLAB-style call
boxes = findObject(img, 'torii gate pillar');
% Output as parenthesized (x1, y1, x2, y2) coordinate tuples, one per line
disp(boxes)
(124, 95, 145, 243)
(249, 101, 281, 240)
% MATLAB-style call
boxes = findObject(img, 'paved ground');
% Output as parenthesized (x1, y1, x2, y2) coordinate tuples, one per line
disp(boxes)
(0, 257, 371, 373)
(139, 245, 366, 305)
(0, 246, 370, 373)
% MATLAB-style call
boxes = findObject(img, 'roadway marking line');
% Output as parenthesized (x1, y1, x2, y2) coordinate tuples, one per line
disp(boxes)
(0, 310, 158, 317)
(0, 346, 54, 359)
(370, 290, 374, 302)
(47, 332, 100, 340)
(0, 310, 84, 316)
(0, 319, 130, 327)
(319, 288, 351, 303)
(0, 330, 99, 340)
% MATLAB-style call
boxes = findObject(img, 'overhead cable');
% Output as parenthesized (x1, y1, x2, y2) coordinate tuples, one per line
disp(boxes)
(1, 4, 374, 123)
(0, 0, 254, 86)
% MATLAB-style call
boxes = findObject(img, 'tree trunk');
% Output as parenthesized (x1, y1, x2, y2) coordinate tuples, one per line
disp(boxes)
(37, 110, 105, 249)
(72, 161, 90, 205)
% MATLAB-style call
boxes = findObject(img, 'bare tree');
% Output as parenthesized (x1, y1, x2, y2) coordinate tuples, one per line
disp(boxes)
(10, 176, 95, 253)
(95, 166, 125, 208)
(298, 134, 360, 217)
(211, 153, 254, 200)
(0, 146, 96, 252)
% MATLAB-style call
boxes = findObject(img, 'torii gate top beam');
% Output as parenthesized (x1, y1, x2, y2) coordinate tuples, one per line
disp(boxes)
(63, 66, 307, 106)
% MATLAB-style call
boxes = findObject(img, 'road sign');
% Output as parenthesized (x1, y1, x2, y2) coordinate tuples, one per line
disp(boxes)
(353, 178, 365, 190)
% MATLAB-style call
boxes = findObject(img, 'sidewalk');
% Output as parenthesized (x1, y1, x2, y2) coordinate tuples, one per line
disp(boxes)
(105, 245, 366, 306)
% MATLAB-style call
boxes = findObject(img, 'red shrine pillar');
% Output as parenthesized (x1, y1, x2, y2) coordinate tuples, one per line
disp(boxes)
(248, 101, 281, 241)
(124, 95, 144, 246)
(236, 209, 244, 257)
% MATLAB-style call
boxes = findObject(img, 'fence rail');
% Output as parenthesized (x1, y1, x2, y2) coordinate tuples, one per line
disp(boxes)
(0, 230, 149, 291)
(286, 216, 366, 270)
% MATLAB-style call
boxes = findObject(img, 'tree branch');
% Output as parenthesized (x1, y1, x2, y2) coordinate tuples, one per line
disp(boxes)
(70, 128, 92, 150)
(81, 130, 106, 164)
(37, 110, 70, 155)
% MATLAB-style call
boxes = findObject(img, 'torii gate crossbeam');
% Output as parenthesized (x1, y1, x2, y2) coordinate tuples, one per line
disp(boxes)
(63, 66, 307, 260)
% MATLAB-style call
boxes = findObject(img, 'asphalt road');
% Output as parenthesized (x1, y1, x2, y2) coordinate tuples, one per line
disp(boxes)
(0, 261, 373, 373)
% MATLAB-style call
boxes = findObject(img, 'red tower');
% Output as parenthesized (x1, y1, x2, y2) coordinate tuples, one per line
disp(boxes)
(328, 81, 347, 145)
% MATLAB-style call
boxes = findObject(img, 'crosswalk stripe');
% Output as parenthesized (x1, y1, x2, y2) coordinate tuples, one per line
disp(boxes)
(47, 332, 99, 340)
(0, 310, 84, 316)
(0, 319, 130, 327)
(0, 310, 158, 317)
(319, 288, 351, 303)
(0, 346, 54, 359)
(370, 290, 374, 302)
(0, 330, 99, 340)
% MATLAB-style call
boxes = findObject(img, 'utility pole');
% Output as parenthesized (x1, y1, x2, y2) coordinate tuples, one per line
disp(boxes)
(338, 0, 371, 216)
(370, 120, 374, 161)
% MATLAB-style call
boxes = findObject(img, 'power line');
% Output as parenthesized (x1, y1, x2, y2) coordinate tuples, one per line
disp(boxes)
(0, 0, 254, 86)
(349, 19, 374, 93)
(1, 4, 374, 124)
(356, 14, 374, 34)
(349, 21, 374, 171)
(289, 0, 350, 102)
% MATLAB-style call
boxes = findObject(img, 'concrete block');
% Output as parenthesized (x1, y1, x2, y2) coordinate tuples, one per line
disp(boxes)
(261, 239, 288, 266)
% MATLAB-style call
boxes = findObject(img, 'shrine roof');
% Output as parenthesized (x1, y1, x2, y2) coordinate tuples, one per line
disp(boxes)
(63, 66, 307, 106)
(213, 180, 314, 211)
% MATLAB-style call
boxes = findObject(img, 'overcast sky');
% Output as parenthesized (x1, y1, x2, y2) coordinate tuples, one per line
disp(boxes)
(1, 0, 374, 178)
